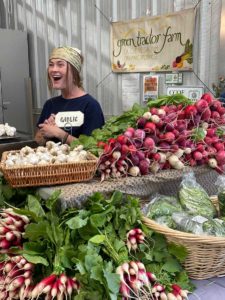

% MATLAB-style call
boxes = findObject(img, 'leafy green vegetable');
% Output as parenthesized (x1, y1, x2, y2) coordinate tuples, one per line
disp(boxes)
(71, 103, 147, 153)
(0, 177, 194, 298)
(147, 94, 192, 108)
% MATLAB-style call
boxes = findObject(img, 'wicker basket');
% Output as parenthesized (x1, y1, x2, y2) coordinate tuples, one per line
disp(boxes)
(0, 150, 98, 187)
(142, 196, 225, 280)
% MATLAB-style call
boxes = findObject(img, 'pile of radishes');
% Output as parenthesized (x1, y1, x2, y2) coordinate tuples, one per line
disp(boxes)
(30, 273, 79, 300)
(0, 207, 80, 300)
(0, 208, 29, 252)
(98, 93, 225, 180)
(126, 228, 146, 251)
(116, 261, 188, 300)
(0, 255, 34, 300)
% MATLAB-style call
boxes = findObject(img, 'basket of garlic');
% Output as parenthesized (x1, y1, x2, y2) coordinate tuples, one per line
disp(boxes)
(0, 141, 98, 187)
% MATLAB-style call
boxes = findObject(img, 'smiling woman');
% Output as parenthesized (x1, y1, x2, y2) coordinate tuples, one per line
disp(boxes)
(35, 46, 105, 146)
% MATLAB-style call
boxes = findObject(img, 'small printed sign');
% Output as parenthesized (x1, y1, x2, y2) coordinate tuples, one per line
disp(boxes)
(55, 111, 84, 128)
(165, 73, 183, 84)
(143, 75, 159, 102)
(167, 86, 204, 101)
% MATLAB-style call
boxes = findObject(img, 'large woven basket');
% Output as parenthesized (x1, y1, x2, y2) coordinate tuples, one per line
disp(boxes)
(0, 150, 98, 187)
(142, 196, 225, 280)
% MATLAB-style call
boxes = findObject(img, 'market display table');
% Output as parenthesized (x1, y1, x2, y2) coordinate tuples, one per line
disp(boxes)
(37, 165, 218, 209)
(189, 277, 225, 299)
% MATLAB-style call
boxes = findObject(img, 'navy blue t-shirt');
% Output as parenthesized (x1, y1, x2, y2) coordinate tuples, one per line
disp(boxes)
(37, 94, 105, 140)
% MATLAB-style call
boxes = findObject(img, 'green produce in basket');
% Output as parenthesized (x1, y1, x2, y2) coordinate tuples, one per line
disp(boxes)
(145, 194, 183, 219)
(202, 218, 225, 237)
(215, 175, 225, 217)
(178, 172, 217, 218)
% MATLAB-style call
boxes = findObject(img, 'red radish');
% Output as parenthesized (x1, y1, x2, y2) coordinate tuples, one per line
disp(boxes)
(128, 144, 137, 153)
(136, 117, 147, 128)
(201, 108, 211, 121)
(164, 132, 175, 143)
(0, 238, 11, 249)
(150, 107, 158, 115)
(146, 271, 156, 283)
(201, 93, 213, 104)
(192, 151, 203, 161)
(144, 122, 156, 134)
(119, 282, 130, 298)
(216, 150, 225, 164)
(195, 99, 208, 112)
(121, 144, 129, 155)
(143, 137, 155, 151)
(139, 159, 150, 175)
(211, 111, 221, 120)
(214, 142, 224, 151)
(184, 105, 197, 117)
(134, 129, 146, 140)
(116, 135, 128, 145)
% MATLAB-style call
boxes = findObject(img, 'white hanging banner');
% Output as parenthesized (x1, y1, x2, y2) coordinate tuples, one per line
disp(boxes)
(111, 8, 195, 73)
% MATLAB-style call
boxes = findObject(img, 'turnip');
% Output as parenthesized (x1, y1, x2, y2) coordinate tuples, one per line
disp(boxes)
(128, 166, 140, 177)
(151, 114, 160, 123)
(150, 161, 161, 174)
(142, 111, 152, 120)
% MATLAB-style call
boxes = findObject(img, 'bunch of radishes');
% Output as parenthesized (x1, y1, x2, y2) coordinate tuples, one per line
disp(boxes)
(30, 273, 79, 300)
(97, 93, 225, 180)
(0, 208, 29, 252)
(116, 261, 188, 299)
(0, 255, 34, 299)
(126, 228, 145, 251)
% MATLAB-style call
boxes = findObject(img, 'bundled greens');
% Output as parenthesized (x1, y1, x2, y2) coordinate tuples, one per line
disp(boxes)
(0, 177, 193, 299)
(179, 172, 217, 218)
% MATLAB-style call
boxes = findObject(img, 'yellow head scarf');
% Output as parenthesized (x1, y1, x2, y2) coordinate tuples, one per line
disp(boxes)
(49, 46, 82, 73)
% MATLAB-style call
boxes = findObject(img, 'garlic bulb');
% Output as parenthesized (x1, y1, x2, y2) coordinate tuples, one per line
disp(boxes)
(0, 123, 16, 137)
(4, 123, 16, 137)
(4, 141, 93, 168)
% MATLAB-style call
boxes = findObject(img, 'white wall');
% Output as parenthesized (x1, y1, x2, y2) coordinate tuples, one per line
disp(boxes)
(0, 0, 223, 127)
(219, 0, 225, 78)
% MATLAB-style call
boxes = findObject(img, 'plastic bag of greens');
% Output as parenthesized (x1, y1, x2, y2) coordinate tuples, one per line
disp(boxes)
(202, 218, 225, 237)
(178, 171, 217, 218)
(154, 215, 177, 229)
(142, 193, 182, 219)
(215, 175, 225, 217)
(172, 212, 207, 235)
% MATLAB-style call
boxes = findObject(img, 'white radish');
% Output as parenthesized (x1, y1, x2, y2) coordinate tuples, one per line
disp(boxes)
(208, 158, 218, 168)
